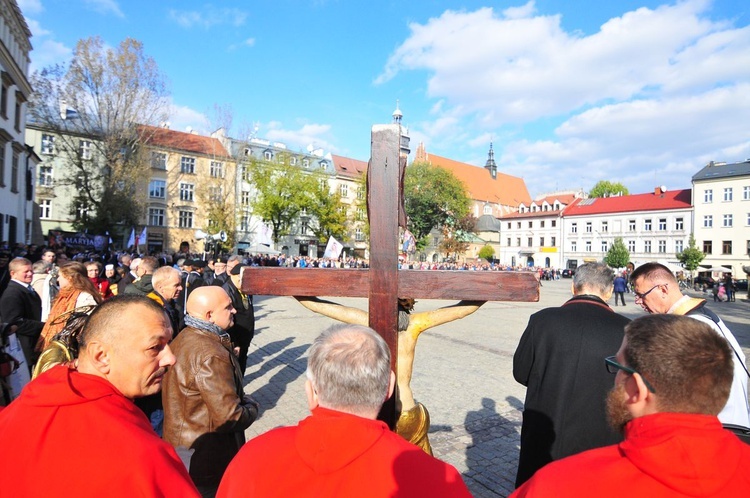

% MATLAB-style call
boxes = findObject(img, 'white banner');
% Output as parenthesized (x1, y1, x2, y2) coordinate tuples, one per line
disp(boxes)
(323, 236, 343, 259)
(4, 333, 31, 400)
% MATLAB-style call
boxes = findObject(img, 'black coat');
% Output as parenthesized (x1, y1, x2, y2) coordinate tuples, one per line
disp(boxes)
(512, 294, 630, 487)
(0, 280, 45, 367)
(222, 278, 254, 373)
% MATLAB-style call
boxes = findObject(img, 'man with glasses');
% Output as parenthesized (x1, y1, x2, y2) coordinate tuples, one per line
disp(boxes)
(630, 262, 749, 429)
(513, 262, 630, 487)
(512, 314, 750, 497)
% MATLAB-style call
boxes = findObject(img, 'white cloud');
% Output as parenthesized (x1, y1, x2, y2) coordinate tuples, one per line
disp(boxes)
(263, 121, 338, 154)
(228, 37, 256, 51)
(167, 102, 211, 134)
(26, 18, 50, 37)
(17, 0, 43, 15)
(83, 0, 124, 18)
(169, 6, 248, 29)
(30, 39, 72, 72)
(502, 0, 536, 20)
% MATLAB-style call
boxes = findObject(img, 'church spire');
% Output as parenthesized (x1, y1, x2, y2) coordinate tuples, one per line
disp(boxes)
(485, 142, 497, 179)
(392, 100, 403, 124)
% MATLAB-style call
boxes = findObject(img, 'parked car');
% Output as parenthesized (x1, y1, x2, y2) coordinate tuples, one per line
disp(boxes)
(734, 278, 748, 291)
(562, 268, 575, 278)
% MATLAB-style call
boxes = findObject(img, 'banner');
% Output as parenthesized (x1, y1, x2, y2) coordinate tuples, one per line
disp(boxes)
(323, 236, 343, 259)
(48, 230, 109, 252)
(127, 228, 135, 248)
(138, 226, 147, 248)
(402, 229, 416, 254)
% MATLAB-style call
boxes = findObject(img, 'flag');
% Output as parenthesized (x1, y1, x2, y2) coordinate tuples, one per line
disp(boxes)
(323, 236, 343, 259)
(402, 229, 416, 254)
(126, 228, 135, 248)
(138, 226, 148, 248)
(257, 222, 273, 245)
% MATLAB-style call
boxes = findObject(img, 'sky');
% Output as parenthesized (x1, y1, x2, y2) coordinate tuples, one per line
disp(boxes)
(16, 0, 750, 198)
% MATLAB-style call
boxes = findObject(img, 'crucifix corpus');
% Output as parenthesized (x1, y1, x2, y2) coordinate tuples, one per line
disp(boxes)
(242, 123, 539, 452)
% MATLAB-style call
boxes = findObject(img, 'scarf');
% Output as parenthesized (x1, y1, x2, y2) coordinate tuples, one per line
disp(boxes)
(184, 314, 229, 339)
(36, 287, 82, 352)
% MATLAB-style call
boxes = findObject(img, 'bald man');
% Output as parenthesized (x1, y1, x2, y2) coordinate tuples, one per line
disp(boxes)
(163, 286, 259, 498)
(0, 295, 199, 497)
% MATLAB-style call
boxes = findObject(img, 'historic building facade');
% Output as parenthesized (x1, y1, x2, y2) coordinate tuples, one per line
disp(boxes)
(0, 0, 37, 247)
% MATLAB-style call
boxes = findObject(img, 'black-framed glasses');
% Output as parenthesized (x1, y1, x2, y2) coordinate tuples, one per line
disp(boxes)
(605, 356, 656, 393)
(634, 284, 664, 300)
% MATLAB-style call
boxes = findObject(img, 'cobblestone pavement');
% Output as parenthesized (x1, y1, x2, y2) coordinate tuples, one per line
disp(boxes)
(241, 279, 750, 498)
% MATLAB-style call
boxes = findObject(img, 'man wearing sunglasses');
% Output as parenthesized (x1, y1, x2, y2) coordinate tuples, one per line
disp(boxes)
(629, 262, 749, 429)
(512, 314, 750, 497)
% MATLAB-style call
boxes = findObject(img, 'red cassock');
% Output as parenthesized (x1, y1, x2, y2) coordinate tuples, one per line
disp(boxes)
(511, 413, 750, 498)
(217, 406, 472, 498)
(0, 365, 199, 497)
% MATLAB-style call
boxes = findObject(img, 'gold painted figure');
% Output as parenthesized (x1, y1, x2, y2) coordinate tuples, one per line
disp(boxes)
(295, 296, 485, 454)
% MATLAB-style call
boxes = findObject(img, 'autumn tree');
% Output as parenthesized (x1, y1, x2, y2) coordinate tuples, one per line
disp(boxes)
(604, 237, 630, 268)
(589, 180, 629, 198)
(404, 161, 472, 250)
(439, 213, 478, 260)
(29, 36, 169, 236)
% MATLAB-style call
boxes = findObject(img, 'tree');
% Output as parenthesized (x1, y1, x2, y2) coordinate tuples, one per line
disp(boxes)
(440, 213, 477, 260)
(404, 161, 472, 249)
(604, 237, 630, 268)
(198, 167, 236, 253)
(677, 234, 704, 282)
(478, 244, 495, 262)
(306, 175, 348, 243)
(589, 180, 629, 198)
(29, 36, 169, 236)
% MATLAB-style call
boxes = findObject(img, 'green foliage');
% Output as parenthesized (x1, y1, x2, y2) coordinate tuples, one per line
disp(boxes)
(478, 244, 495, 262)
(589, 180, 629, 198)
(404, 161, 472, 241)
(30, 36, 169, 237)
(199, 177, 236, 252)
(306, 178, 348, 242)
(677, 234, 704, 273)
(440, 213, 477, 258)
(604, 237, 630, 268)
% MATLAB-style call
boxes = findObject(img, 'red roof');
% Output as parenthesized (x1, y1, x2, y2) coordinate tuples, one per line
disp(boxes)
(332, 154, 368, 179)
(139, 125, 230, 158)
(563, 189, 692, 216)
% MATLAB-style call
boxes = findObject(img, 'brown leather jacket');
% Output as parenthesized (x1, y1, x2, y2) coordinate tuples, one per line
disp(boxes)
(162, 326, 257, 486)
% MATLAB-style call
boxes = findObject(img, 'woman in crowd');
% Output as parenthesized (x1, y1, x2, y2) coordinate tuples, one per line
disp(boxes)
(36, 261, 103, 352)
(86, 261, 113, 299)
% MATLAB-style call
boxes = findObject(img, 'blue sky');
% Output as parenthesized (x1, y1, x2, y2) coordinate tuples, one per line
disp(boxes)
(17, 0, 750, 198)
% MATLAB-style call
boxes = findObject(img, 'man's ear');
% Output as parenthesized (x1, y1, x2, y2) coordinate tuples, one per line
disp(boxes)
(305, 379, 319, 411)
(387, 371, 396, 400)
(86, 342, 112, 374)
(625, 372, 654, 416)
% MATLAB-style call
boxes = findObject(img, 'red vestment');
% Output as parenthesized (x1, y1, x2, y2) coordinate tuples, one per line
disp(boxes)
(511, 413, 750, 497)
(0, 365, 199, 497)
(217, 406, 471, 498)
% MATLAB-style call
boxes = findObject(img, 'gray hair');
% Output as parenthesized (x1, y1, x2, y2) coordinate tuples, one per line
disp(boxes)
(32, 260, 52, 274)
(306, 324, 391, 416)
(152, 265, 180, 288)
(573, 262, 614, 295)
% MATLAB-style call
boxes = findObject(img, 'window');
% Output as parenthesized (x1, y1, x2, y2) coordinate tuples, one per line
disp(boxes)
(723, 240, 732, 255)
(79, 140, 92, 160)
(240, 214, 250, 232)
(290, 157, 297, 166)
(302, 158, 310, 169)
(571, 222, 577, 233)
(585, 240, 592, 252)
(210, 161, 224, 178)
(551, 237, 556, 247)
(724, 188, 733, 201)
(434, 237, 440, 247)
(551, 220, 556, 228)
(540, 237, 545, 247)
(320, 161, 328, 171)
(11, 150, 19, 193)
(627, 240, 636, 252)
(644, 219, 652, 231)
(357, 187, 364, 200)
(675, 240, 684, 253)
(339, 184, 348, 197)
(148, 179, 166, 199)
(703, 240, 712, 254)
(0, 74, 7, 118)
(703, 215, 713, 228)
(0, 144, 4, 187)
(571, 241, 577, 252)
(241, 191, 250, 206)
(658, 240, 666, 253)
(264, 151, 273, 161)
(644, 240, 652, 253)
(209, 186, 223, 202)
(658, 218, 666, 231)
(723, 214, 733, 227)
(585, 222, 592, 233)
(179, 183, 194, 202)
(527, 237, 533, 247)
(628, 219, 636, 231)
(507, 222, 511, 229)
(601, 221, 608, 232)
(675, 217, 684, 230)
(151, 152, 167, 169)
(178, 210, 193, 228)
(356, 207, 365, 221)
(40, 135, 55, 156)
(528, 221, 533, 229)
(39, 165, 53, 186)
(704, 189, 713, 203)
(148, 208, 165, 226)
(516, 238, 521, 247)
(601, 241, 608, 252)
(540, 220, 545, 228)
(180, 156, 195, 174)
(39, 199, 51, 219)
(744, 186, 750, 200)
(483, 205, 492, 215)
(507, 237, 511, 246)
(355, 228, 364, 241)
(517, 222, 521, 229)
(14, 92, 23, 131)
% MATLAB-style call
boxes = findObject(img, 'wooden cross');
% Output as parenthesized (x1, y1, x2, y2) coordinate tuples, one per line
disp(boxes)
(242, 124, 539, 421)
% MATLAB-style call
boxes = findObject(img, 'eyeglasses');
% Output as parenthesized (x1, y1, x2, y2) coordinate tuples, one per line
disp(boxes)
(634, 283, 664, 300)
(605, 356, 656, 393)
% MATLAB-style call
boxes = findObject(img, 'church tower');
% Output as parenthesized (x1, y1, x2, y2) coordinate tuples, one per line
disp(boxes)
(485, 142, 497, 179)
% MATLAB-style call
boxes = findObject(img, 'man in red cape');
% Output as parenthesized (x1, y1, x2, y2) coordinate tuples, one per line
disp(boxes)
(217, 323, 470, 498)
(0, 295, 199, 497)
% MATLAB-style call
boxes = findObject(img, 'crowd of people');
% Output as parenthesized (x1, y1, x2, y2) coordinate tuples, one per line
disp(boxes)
(1, 239, 749, 496)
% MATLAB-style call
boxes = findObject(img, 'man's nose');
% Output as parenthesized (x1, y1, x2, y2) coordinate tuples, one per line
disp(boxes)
(160, 344, 177, 367)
